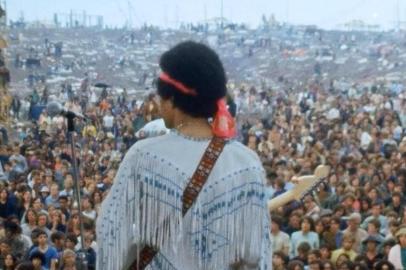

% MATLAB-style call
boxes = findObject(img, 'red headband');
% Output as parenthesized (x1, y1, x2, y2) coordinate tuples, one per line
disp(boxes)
(159, 72, 236, 139)
(159, 72, 197, 96)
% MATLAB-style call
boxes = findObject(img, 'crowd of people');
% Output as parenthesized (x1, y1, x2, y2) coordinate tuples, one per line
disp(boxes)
(237, 80, 406, 269)
(0, 80, 152, 269)
(1, 69, 406, 270)
(0, 21, 406, 270)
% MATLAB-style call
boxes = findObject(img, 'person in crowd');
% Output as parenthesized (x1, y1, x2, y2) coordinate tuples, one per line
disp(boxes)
(292, 242, 311, 266)
(64, 234, 77, 252)
(16, 261, 36, 270)
(388, 225, 406, 269)
(271, 215, 290, 256)
(45, 184, 59, 208)
(29, 250, 46, 270)
(361, 202, 388, 235)
(4, 220, 32, 261)
(32, 198, 47, 216)
(36, 214, 51, 239)
(21, 209, 37, 239)
(66, 214, 80, 238)
(307, 249, 322, 266)
(290, 217, 319, 258)
(60, 249, 77, 270)
(272, 250, 288, 270)
(323, 217, 343, 251)
(50, 231, 65, 257)
(0, 188, 17, 220)
(374, 260, 395, 270)
(59, 177, 74, 198)
(382, 239, 397, 260)
(362, 235, 384, 269)
(336, 259, 353, 270)
(330, 233, 358, 265)
(47, 209, 66, 233)
(308, 259, 323, 270)
(287, 260, 305, 270)
(342, 212, 368, 253)
(322, 260, 336, 270)
(80, 196, 96, 221)
(18, 189, 33, 220)
(3, 253, 18, 270)
(29, 230, 58, 270)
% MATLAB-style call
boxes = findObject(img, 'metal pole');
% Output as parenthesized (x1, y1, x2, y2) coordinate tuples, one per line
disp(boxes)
(396, 0, 401, 31)
(68, 117, 88, 270)
(3, 0, 7, 27)
(220, 0, 224, 29)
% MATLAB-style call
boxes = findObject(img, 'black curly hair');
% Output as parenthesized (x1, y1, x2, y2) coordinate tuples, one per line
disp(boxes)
(158, 41, 227, 118)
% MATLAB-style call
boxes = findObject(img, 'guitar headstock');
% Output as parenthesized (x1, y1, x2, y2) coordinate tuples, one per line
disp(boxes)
(291, 165, 330, 202)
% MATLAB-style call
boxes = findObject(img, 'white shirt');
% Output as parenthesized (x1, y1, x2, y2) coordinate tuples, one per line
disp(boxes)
(271, 231, 290, 255)
(326, 108, 340, 120)
(59, 189, 74, 197)
(103, 115, 114, 128)
(388, 244, 405, 270)
(360, 132, 372, 149)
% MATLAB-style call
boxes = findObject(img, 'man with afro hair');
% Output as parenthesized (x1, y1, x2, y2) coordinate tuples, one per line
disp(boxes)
(97, 41, 271, 269)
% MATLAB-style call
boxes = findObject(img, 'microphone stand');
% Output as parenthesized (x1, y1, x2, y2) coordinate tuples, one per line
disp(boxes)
(66, 113, 88, 270)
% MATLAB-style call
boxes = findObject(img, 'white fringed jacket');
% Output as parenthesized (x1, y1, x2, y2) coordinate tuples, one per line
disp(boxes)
(96, 131, 271, 270)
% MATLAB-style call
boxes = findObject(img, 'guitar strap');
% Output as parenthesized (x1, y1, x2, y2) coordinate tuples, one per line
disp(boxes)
(129, 136, 227, 270)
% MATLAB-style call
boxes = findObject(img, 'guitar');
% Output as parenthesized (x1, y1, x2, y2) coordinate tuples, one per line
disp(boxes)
(267, 165, 330, 211)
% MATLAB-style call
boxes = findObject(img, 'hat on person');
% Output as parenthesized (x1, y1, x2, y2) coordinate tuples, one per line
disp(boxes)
(395, 226, 406, 238)
(40, 186, 49, 193)
(362, 235, 382, 245)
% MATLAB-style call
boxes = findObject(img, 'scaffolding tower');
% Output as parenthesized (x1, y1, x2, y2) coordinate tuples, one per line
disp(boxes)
(54, 10, 104, 28)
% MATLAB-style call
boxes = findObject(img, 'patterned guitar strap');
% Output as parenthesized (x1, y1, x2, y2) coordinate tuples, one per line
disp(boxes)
(129, 137, 226, 270)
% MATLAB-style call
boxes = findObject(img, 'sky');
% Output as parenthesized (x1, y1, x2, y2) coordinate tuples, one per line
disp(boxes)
(5, 0, 406, 30)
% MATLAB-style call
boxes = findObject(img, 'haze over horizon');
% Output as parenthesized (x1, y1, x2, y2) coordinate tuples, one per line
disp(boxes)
(6, 0, 406, 30)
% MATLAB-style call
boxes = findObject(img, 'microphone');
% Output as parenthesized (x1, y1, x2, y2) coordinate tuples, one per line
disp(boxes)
(47, 101, 86, 119)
